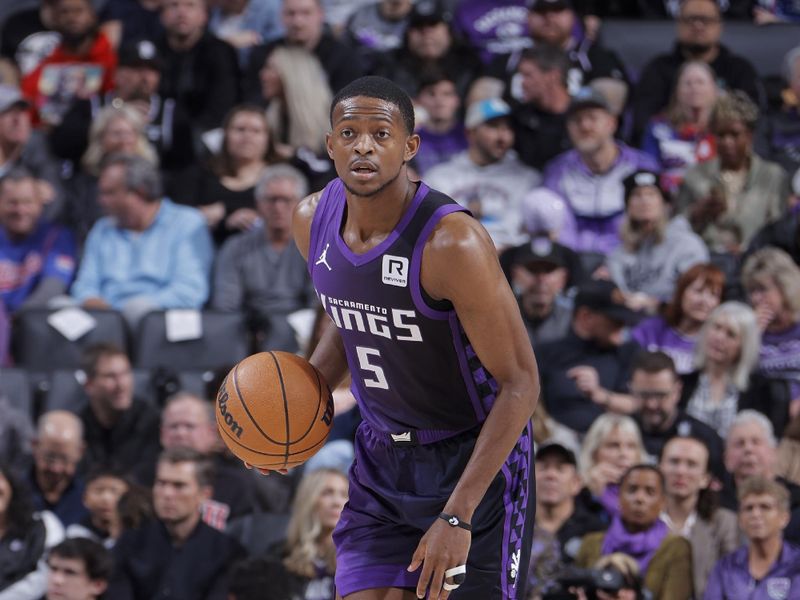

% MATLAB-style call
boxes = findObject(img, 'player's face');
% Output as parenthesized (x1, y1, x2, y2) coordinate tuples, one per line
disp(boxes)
(680, 277, 720, 324)
(535, 455, 580, 507)
(46, 556, 106, 600)
(407, 23, 451, 60)
(161, 0, 207, 38)
(659, 438, 710, 501)
(85, 354, 134, 412)
(0, 177, 43, 238)
(469, 118, 514, 165)
(630, 369, 681, 433)
(619, 470, 664, 530)
(282, 0, 323, 46)
(226, 111, 269, 162)
(567, 108, 616, 155)
(528, 8, 574, 47)
(0, 106, 31, 145)
(595, 426, 640, 476)
(161, 399, 217, 453)
(416, 80, 459, 124)
(315, 473, 348, 532)
(153, 461, 208, 524)
(83, 476, 128, 526)
(725, 422, 776, 480)
(327, 96, 419, 198)
(739, 493, 789, 543)
(101, 117, 139, 155)
(256, 177, 298, 232)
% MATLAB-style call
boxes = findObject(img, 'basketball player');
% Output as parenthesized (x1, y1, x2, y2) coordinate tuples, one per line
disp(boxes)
(289, 76, 539, 600)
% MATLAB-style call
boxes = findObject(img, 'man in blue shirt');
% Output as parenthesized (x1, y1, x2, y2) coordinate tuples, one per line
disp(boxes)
(0, 166, 76, 312)
(70, 154, 213, 324)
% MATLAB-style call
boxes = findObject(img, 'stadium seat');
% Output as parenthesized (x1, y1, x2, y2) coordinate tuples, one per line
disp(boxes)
(133, 310, 250, 372)
(11, 308, 128, 374)
(0, 368, 33, 418)
(42, 368, 158, 415)
(225, 512, 291, 556)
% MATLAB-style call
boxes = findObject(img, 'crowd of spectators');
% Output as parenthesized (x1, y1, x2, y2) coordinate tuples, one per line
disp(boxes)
(0, 0, 800, 599)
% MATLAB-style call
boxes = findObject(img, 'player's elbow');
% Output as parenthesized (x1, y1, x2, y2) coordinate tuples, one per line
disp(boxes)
(504, 370, 539, 421)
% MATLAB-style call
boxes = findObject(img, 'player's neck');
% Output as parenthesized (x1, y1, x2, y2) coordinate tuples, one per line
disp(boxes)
(343, 176, 416, 244)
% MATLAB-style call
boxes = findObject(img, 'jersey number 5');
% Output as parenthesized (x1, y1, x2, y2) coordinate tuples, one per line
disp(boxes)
(356, 346, 389, 390)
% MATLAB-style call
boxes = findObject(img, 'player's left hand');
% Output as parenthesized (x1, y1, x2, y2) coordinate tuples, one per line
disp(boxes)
(407, 518, 471, 599)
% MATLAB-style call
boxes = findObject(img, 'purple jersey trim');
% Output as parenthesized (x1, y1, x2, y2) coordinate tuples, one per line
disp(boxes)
(409, 203, 466, 321)
(306, 178, 339, 276)
(501, 421, 533, 598)
(334, 181, 431, 267)
(449, 313, 489, 422)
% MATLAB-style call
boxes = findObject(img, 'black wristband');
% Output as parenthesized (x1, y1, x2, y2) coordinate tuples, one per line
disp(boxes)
(439, 512, 472, 531)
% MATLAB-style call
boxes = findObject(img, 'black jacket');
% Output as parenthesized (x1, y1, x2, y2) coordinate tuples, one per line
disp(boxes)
(0, 516, 46, 592)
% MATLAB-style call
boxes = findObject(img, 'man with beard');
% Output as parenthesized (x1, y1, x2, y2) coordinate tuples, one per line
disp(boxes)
(633, 0, 762, 141)
(21, 0, 117, 127)
(425, 97, 540, 249)
(49, 39, 195, 174)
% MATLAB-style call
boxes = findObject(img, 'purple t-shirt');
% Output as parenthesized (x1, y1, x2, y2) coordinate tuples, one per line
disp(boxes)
(414, 125, 468, 176)
(760, 321, 800, 399)
(452, 0, 532, 65)
(704, 542, 800, 600)
(630, 317, 697, 375)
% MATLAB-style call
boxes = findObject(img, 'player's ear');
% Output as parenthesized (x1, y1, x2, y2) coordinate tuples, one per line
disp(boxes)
(404, 133, 420, 162)
(325, 131, 334, 160)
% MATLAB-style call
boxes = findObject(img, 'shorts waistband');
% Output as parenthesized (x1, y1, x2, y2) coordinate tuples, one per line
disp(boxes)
(362, 421, 477, 446)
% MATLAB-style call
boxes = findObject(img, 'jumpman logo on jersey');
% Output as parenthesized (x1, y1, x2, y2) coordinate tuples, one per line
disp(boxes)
(316, 243, 332, 271)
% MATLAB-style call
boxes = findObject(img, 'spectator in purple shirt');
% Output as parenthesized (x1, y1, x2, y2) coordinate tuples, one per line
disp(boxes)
(411, 72, 467, 176)
(705, 476, 800, 600)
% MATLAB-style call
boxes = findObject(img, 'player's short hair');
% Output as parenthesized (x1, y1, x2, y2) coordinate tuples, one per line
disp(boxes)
(48, 538, 113, 581)
(157, 446, 215, 488)
(738, 476, 791, 512)
(330, 76, 415, 135)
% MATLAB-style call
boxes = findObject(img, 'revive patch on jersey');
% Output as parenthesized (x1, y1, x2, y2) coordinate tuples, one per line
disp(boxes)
(382, 255, 408, 287)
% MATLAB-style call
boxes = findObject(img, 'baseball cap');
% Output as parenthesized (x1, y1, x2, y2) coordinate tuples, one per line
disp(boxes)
(574, 280, 643, 326)
(513, 237, 569, 271)
(408, 0, 450, 28)
(567, 87, 611, 117)
(465, 98, 511, 129)
(528, 0, 574, 12)
(522, 188, 569, 235)
(0, 84, 30, 114)
(623, 170, 665, 205)
(118, 39, 162, 70)
(535, 441, 577, 465)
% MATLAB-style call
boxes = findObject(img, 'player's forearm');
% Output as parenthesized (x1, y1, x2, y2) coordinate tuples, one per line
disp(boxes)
(309, 324, 350, 391)
(443, 376, 538, 522)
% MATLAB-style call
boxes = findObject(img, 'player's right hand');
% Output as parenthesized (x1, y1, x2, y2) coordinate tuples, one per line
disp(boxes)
(243, 462, 289, 476)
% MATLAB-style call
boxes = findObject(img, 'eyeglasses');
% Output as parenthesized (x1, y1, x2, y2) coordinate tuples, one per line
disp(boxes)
(679, 15, 721, 26)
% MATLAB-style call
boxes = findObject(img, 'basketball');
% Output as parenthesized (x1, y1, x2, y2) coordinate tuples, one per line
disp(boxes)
(215, 351, 334, 470)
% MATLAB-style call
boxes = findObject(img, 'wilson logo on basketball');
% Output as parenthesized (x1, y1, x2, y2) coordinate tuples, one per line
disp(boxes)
(321, 397, 334, 426)
(217, 384, 244, 438)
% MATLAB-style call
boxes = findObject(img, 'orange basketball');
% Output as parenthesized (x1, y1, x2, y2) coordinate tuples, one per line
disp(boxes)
(215, 351, 334, 470)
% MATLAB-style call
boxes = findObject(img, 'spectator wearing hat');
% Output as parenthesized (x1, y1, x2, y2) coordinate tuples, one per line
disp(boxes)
(370, 0, 483, 99)
(452, 0, 532, 65)
(527, 441, 606, 598)
(156, 0, 240, 135)
(535, 279, 643, 433)
(0, 166, 76, 313)
(426, 97, 541, 249)
(633, 0, 762, 142)
(0, 83, 63, 211)
(490, 0, 629, 111)
(510, 45, 573, 171)
(606, 169, 708, 315)
(50, 39, 196, 175)
(705, 477, 800, 600)
(411, 72, 468, 176)
(21, 0, 118, 128)
(243, 0, 365, 102)
(543, 87, 659, 259)
(678, 92, 790, 250)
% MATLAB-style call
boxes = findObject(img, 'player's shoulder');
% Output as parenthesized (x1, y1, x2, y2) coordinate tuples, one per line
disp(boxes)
(424, 208, 494, 266)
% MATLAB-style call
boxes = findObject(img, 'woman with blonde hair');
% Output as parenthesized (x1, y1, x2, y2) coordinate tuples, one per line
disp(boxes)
(680, 301, 792, 437)
(269, 467, 348, 600)
(641, 61, 719, 195)
(64, 104, 159, 241)
(579, 414, 648, 519)
(260, 46, 333, 156)
(742, 247, 800, 420)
